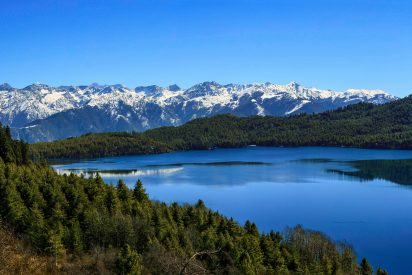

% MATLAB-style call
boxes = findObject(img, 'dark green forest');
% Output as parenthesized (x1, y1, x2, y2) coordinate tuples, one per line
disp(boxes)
(31, 131, 172, 160)
(0, 125, 29, 165)
(31, 95, 412, 160)
(0, 124, 387, 274)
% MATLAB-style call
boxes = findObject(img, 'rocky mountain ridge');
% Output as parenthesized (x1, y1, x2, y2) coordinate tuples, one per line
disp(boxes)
(0, 81, 396, 142)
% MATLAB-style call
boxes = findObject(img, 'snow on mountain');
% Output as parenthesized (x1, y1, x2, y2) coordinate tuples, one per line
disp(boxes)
(0, 81, 397, 142)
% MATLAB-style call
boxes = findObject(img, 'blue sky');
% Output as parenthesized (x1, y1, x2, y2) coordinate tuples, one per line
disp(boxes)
(1, 0, 411, 97)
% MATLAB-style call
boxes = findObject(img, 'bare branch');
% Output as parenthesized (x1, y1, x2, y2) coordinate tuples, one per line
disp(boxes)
(179, 248, 221, 275)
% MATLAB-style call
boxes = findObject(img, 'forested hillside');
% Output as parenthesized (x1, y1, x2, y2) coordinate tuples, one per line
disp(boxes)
(30, 132, 172, 160)
(0, 124, 384, 274)
(0, 124, 28, 164)
(31, 95, 412, 159)
(146, 95, 412, 150)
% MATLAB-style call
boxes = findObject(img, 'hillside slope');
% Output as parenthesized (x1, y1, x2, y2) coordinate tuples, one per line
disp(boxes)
(30, 95, 412, 159)
(146, 95, 412, 150)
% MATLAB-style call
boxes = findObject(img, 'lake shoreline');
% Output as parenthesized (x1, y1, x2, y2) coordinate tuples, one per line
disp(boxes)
(44, 144, 412, 164)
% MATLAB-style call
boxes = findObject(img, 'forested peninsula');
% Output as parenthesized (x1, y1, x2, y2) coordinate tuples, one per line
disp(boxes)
(30, 95, 412, 160)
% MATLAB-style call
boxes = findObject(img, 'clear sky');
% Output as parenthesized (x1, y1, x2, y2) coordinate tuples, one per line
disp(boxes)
(1, 0, 411, 97)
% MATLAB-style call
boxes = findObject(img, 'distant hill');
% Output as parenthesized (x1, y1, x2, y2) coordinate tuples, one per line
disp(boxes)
(30, 95, 412, 160)
(0, 81, 396, 143)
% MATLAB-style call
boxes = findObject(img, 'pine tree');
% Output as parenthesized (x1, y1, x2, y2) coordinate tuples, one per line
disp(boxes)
(5, 183, 28, 231)
(360, 258, 373, 275)
(117, 179, 133, 214)
(376, 267, 388, 275)
(244, 220, 259, 236)
(46, 227, 65, 267)
(133, 180, 148, 203)
(69, 220, 84, 254)
(27, 203, 47, 250)
(115, 244, 142, 275)
(117, 179, 130, 201)
(105, 186, 121, 214)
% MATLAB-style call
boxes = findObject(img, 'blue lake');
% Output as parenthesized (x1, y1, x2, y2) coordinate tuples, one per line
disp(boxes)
(52, 147, 412, 274)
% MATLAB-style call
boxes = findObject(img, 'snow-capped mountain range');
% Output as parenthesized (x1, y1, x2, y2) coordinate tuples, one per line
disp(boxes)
(0, 81, 397, 143)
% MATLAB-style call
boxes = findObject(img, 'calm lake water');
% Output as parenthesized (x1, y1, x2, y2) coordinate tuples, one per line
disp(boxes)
(52, 147, 412, 274)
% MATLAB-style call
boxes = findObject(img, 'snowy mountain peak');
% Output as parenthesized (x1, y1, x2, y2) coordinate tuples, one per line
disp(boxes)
(135, 85, 164, 94)
(99, 85, 127, 94)
(24, 83, 50, 91)
(0, 81, 399, 142)
(186, 81, 224, 97)
(288, 81, 301, 90)
(167, 84, 181, 92)
(0, 83, 13, 91)
(191, 81, 222, 89)
(346, 88, 390, 96)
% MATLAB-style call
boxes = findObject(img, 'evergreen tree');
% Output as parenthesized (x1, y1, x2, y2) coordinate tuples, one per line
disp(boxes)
(133, 180, 148, 203)
(46, 227, 65, 266)
(68, 220, 84, 254)
(376, 267, 388, 275)
(115, 244, 142, 275)
(244, 220, 259, 236)
(360, 257, 373, 275)
(27, 203, 47, 250)
(105, 186, 121, 214)
(117, 179, 130, 201)
(4, 183, 28, 231)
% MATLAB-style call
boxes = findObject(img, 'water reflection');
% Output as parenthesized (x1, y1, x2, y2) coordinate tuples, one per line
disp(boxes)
(294, 158, 335, 163)
(145, 161, 271, 167)
(56, 167, 184, 177)
(328, 159, 412, 186)
(55, 158, 412, 187)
